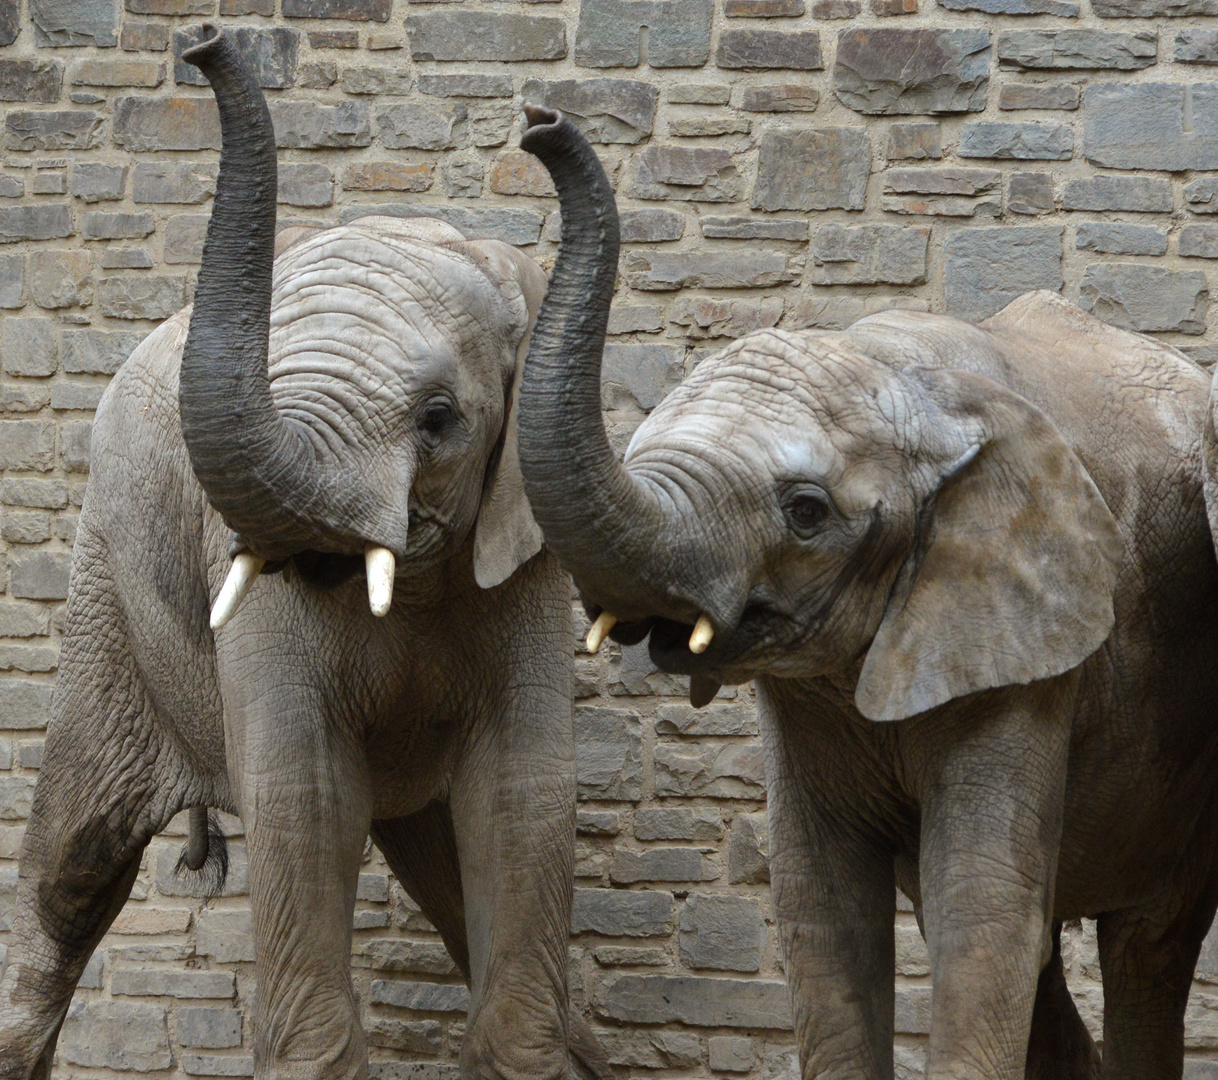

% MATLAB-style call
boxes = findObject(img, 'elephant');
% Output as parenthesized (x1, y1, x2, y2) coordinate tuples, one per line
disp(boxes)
(514, 106, 1218, 1080)
(0, 35, 612, 1080)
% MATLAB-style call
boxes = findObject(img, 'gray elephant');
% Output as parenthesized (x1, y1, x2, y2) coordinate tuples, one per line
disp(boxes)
(516, 107, 1218, 1080)
(0, 36, 611, 1080)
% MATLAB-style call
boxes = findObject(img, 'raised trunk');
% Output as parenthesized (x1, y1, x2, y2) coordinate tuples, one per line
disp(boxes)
(179, 28, 368, 560)
(517, 107, 678, 623)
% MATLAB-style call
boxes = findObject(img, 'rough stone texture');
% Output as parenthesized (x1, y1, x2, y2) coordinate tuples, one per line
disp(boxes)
(1080, 264, 1209, 334)
(522, 78, 657, 144)
(999, 83, 1080, 110)
(957, 122, 1073, 160)
(944, 226, 1063, 320)
(1008, 172, 1055, 215)
(1062, 175, 1172, 212)
(0, 60, 63, 104)
(715, 29, 822, 70)
(60, 1001, 172, 1071)
(627, 145, 745, 203)
(1176, 29, 1218, 64)
(997, 29, 1158, 70)
(5, 110, 103, 151)
(1077, 222, 1168, 256)
(575, 0, 713, 68)
(1084, 83, 1218, 172)
(406, 13, 566, 63)
(679, 894, 765, 971)
(173, 26, 299, 89)
(809, 224, 929, 284)
(30, 0, 118, 48)
(132, 161, 217, 204)
(1093, 0, 1217, 12)
(833, 28, 990, 115)
(752, 128, 870, 211)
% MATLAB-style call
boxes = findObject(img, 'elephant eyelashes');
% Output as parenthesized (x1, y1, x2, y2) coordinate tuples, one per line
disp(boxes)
(783, 490, 831, 537)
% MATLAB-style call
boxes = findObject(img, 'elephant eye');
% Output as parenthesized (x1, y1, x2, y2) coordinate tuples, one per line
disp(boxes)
(784, 490, 830, 537)
(419, 401, 456, 441)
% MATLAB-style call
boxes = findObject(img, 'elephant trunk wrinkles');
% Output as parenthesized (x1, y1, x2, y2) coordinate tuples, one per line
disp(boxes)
(179, 29, 356, 561)
(517, 108, 679, 623)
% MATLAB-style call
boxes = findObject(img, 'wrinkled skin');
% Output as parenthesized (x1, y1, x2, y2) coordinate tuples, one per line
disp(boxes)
(518, 110, 1218, 1080)
(0, 39, 609, 1080)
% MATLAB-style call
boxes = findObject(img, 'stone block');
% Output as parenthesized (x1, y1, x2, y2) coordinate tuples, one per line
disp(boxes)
(599, 343, 683, 409)
(1188, 178, 1218, 214)
(896, 986, 932, 1033)
(366, 1019, 445, 1054)
(174, 26, 298, 89)
(997, 29, 1157, 70)
(0, 680, 52, 729)
(595, 974, 792, 1029)
(418, 73, 513, 98)
(522, 78, 657, 144)
(833, 28, 990, 115)
(283, 0, 389, 17)
(2, 317, 58, 376)
(578, 811, 621, 837)
(1008, 172, 1055, 215)
(1094, 0, 1216, 12)
(600, 1029, 702, 1068)
(738, 83, 819, 111)
(31, 170, 66, 196)
(113, 967, 236, 999)
(60, 1001, 171, 1071)
(710, 1036, 755, 1072)
(0, 420, 55, 472)
(623, 251, 794, 290)
(0, 775, 35, 818)
(62, 328, 142, 373)
(1000, 83, 1080, 110)
(341, 66, 412, 96)
(635, 807, 722, 842)
(368, 1065, 459, 1080)
(752, 128, 870, 210)
(31, 0, 118, 46)
(574, 705, 643, 800)
(607, 306, 665, 334)
(126, 0, 213, 13)
(1061, 175, 1172, 212)
(59, 419, 92, 472)
(668, 296, 783, 339)
(299, 61, 336, 89)
(572, 887, 675, 936)
(655, 702, 759, 735)
(716, 29, 822, 69)
(1177, 30, 1218, 64)
(114, 96, 220, 152)
(338, 204, 544, 245)
(407, 13, 566, 62)
(610, 848, 716, 884)
(728, 811, 770, 884)
(161, 213, 206, 264)
(627, 145, 745, 202)
(343, 162, 433, 193)
(958, 122, 1073, 160)
(575, 0, 712, 67)
(0, 253, 22, 307)
(726, 0, 803, 11)
(943, 226, 1063, 321)
(270, 101, 371, 148)
(29, 250, 92, 308)
(616, 209, 682, 244)
(0, 0, 17, 45)
(71, 162, 126, 202)
(178, 1008, 242, 1049)
(196, 908, 254, 962)
(352, 939, 456, 975)
(887, 123, 941, 160)
(0, 60, 63, 103)
(593, 945, 667, 965)
(1080, 264, 1208, 334)
(699, 216, 808, 241)
(69, 59, 162, 86)
(82, 211, 154, 240)
(0, 601, 50, 636)
(51, 383, 103, 411)
(895, 922, 931, 976)
(440, 159, 481, 198)
(5, 111, 103, 152)
(1084, 83, 1218, 172)
(488, 150, 553, 197)
(122, 21, 170, 50)
(376, 103, 467, 151)
(680, 893, 765, 971)
(278, 163, 333, 207)
(655, 741, 766, 797)
(1076, 222, 1168, 256)
(1, 479, 68, 508)
(99, 273, 187, 318)
(940, 0, 1077, 11)
(132, 162, 217, 205)
(370, 980, 470, 1012)
(809, 223, 928, 284)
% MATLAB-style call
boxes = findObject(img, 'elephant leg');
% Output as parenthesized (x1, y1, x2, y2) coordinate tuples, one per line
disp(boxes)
(1024, 922, 1101, 1080)
(915, 679, 1074, 1080)
(446, 681, 576, 1080)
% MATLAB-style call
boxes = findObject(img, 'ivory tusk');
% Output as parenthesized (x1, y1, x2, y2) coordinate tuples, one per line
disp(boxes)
(689, 615, 714, 654)
(210, 552, 265, 631)
(586, 612, 617, 654)
(365, 544, 396, 616)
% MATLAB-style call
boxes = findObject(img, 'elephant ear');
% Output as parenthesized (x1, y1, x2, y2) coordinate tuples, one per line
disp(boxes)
(855, 368, 1124, 722)
(457, 239, 548, 589)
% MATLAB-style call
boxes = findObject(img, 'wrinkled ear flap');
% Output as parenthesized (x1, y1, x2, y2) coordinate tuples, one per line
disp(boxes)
(855, 368, 1124, 722)
(274, 224, 324, 257)
(460, 240, 548, 589)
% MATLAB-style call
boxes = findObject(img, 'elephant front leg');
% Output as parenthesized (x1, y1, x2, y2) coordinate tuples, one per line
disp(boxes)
(914, 678, 1074, 1080)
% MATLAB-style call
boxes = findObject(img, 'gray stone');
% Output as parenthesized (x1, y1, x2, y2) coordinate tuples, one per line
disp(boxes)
(0, 60, 63, 103)
(5, 111, 103, 152)
(174, 26, 298, 88)
(370, 980, 470, 1012)
(0, 0, 16, 45)
(29, 250, 92, 309)
(352, 939, 456, 975)
(283, 0, 390, 17)
(610, 848, 716, 883)
(635, 807, 722, 842)
(341, 65, 412, 96)
(669, 296, 784, 339)
(578, 811, 621, 837)
(680, 894, 765, 972)
(1077, 223, 1169, 256)
(417, 73, 513, 98)
(440, 158, 482, 199)
(809, 224, 929, 284)
(163, 214, 209, 264)
(572, 887, 675, 936)
(0, 601, 50, 637)
(753, 127, 870, 210)
(1179, 226, 1218, 259)
(726, 0, 804, 12)
(376, 103, 468, 150)
(1062, 175, 1172, 212)
(367, 1065, 459, 1080)
(958, 122, 1073, 160)
(710, 1036, 755, 1073)
(887, 122, 941, 160)
(71, 162, 126, 202)
(1, 479, 68, 509)
(607, 306, 665, 335)
(624, 251, 793, 290)
(1008, 172, 1055, 215)
(1176, 29, 1218, 64)
(0, 680, 52, 729)
(407, 13, 566, 63)
(270, 101, 371, 149)
(997, 29, 1158, 70)
(299, 61, 337, 89)
(103, 249, 150, 272)
(522, 78, 657, 144)
(833, 28, 990, 115)
(593, 945, 668, 965)
(601, 343, 683, 409)
(132, 162, 217, 204)
(600, 1029, 702, 1068)
(156, 841, 249, 897)
(1188, 179, 1218, 214)
(896, 986, 933, 1033)
(2, 318, 57, 376)
(339, 204, 544, 246)
(668, 82, 731, 104)
(595, 974, 792, 1029)
(82, 212, 154, 241)
(60, 1001, 171, 1071)
(1094, 0, 1216, 12)
(279, 163, 333, 207)
(627, 145, 745, 202)
(51, 383, 103, 411)
(1084, 83, 1218, 172)
(366, 1019, 445, 1055)
(812, 0, 862, 11)
(944, 226, 1063, 321)
(738, 83, 819, 112)
(178, 1008, 242, 1049)
(999, 83, 1080, 110)
(1080, 264, 1208, 334)
(68, 58, 163, 87)
(32, 171, 66, 196)
(728, 811, 770, 884)
(575, 0, 713, 68)
(178, 1056, 254, 1078)
(939, 0, 1077, 12)
(113, 96, 220, 152)
(716, 29, 823, 70)
(0, 774, 35, 817)
(59, 419, 91, 472)
(656, 703, 759, 735)
(124, 0, 211, 13)
(700, 216, 808, 241)
(98, 275, 187, 320)
(574, 705, 643, 799)
(196, 908, 254, 963)
(0, 177, 21, 199)
(620, 209, 685, 243)
(0, 253, 20, 308)
(112, 967, 235, 999)
(121, 21, 170, 50)
(62, 328, 142, 373)
(31, 0, 117, 47)
(655, 741, 767, 797)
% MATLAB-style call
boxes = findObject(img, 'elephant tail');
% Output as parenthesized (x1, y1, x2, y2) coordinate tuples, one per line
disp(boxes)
(175, 805, 229, 900)
(568, 1014, 615, 1080)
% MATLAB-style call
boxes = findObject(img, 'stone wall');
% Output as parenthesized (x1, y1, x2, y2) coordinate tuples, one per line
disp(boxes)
(1, 0, 1218, 1074)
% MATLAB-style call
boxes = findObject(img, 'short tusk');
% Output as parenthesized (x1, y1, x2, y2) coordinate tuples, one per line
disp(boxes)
(365, 544, 395, 616)
(586, 612, 617, 654)
(211, 552, 265, 631)
(689, 615, 714, 654)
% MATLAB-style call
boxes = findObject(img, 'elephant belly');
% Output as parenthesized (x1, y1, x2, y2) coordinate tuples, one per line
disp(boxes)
(365, 716, 463, 820)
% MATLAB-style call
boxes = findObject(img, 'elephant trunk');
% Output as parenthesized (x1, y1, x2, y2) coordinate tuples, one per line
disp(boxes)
(178, 28, 354, 561)
(517, 108, 681, 624)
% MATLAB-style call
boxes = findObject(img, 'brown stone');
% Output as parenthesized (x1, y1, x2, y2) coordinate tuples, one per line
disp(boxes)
(998, 83, 1080, 110)
(738, 83, 819, 111)
(69, 60, 163, 87)
(125, 0, 214, 13)
(871, 0, 918, 13)
(220, 0, 274, 12)
(121, 22, 169, 51)
(309, 29, 359, 47)
(283, 0, 391, 18)
(716, 29, 823, 69)
(341, 162, 434, 192)
(887, 123, 941, 159)
(724, 0, 804, 13)
(489, 150, 556, 197)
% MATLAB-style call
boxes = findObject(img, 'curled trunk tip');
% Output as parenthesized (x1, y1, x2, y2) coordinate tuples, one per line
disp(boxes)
(181, 21, 222, 62)
(522, 104, 561, 133)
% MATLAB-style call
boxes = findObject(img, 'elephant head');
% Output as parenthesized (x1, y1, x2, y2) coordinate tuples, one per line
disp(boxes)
(518, 108, 1122, 718)
(181, 29, 544, 627)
